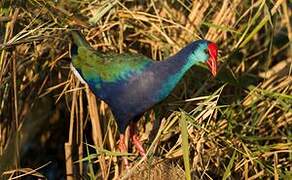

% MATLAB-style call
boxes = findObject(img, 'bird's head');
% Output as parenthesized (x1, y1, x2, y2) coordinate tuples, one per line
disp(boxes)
(186, 40, 218, 77)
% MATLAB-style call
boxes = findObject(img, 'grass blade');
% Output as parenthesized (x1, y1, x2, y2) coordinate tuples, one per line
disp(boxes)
(180, 110, 191, 180)
(222, 150, 237, 180)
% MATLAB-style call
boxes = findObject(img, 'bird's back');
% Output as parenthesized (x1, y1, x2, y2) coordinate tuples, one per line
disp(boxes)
(72, 47, 152, 84)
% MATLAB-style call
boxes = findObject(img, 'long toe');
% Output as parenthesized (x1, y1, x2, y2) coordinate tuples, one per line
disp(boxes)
(132, 134, 146, 157)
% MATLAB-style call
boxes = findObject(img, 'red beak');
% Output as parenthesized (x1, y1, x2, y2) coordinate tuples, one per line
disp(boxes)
(206, 42, 218, 77)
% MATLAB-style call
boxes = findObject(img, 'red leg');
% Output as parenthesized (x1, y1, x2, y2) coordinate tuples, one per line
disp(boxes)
(129, 123, 146, 157)
(118, 134, 129, 169)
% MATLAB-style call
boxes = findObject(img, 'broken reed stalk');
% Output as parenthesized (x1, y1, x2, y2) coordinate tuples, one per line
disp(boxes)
(86, 87, 107, 179)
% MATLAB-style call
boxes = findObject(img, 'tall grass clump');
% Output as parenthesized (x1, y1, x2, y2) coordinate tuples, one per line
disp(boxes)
(0, 0, 291, 179)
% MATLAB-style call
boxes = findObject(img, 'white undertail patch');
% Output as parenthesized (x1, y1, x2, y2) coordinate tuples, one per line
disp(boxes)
(70, 63, 87, 84)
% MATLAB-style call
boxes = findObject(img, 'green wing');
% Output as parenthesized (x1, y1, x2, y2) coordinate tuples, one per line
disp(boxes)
(72, 46, 152, 83)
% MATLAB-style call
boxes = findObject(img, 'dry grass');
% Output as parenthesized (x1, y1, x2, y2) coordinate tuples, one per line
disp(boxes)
(0, 0, 291, 179)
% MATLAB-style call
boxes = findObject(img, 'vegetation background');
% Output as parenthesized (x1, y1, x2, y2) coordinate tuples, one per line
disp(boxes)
(0, 0, 291, 179)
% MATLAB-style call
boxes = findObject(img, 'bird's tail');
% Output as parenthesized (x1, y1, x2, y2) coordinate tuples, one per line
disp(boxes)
(71, 30, 92, 56)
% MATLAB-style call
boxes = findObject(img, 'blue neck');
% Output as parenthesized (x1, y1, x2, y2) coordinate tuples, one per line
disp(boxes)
(154, 41, 207, 100)
(167, 41, 207, 76)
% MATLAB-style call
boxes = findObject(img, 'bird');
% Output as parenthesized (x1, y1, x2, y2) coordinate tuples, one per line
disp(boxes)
(70, 30, 218, 168)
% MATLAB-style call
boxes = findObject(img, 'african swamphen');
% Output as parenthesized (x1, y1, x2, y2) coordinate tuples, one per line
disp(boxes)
(70, 31, 218, 167)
